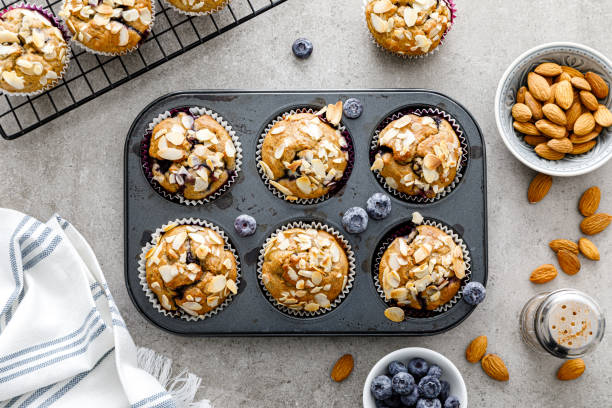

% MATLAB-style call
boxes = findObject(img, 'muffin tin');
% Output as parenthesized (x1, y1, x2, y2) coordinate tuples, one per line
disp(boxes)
(124, 90, 487, 336)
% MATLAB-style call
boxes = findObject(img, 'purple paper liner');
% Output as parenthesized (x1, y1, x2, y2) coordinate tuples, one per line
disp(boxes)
(371, 216, 472, 319)
(140, 106, 241, 206)
(255, 106, 355, 205)
(0, 3, 72, 43)
(369, 105, 469, 204)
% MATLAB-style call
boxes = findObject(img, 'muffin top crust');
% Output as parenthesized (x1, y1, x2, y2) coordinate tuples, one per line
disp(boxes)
(0, 8, 68, 94)
(145, 223, 238, 316)
(60, 0, 153, 54)
(371, 114, 461, 198)
(365, 0, 451, 56)
(261, 228, 349, 313)
(379, 224, 466, 311)
(259, 104, 349, 201)
(166, 0, 227, 14)
(148, 111, 238, 201)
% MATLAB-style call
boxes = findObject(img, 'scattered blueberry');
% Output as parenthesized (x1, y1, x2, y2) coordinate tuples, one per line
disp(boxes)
(366, 193, 392, 220)
(462, 282, 486, 305)
(392, 372, 416, 396)
(383, 395, 403, 408)
(400, 386, 419, 407)
(444, 396, 461, 408)
(418, 376, 442, 399)
(343, 98, 363, 119)
(371, 375, 393, 401)
(292, 38, 313, 59)
(416, 399, 442, 408)
(388, 360, 408, 376)
(438, 380, 450, 403)
(234, 214, 257, 237)
(427, 364, 443, 379)
(407, 358, 429, 379)
(342, 207, 368, 234)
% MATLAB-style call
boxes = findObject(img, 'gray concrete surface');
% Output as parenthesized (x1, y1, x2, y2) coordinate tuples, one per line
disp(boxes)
(1, 0, 611, 406)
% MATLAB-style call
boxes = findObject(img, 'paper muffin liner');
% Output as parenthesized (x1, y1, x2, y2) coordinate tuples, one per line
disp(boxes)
(372, 217, 472, 318)
(255, 107, 355, 205)
(370, 106, 469, 204)
(138, 217, 241, 321)
(362, 0, 456, 59)
(257, 220, 356, 318)
(163, 0, 230, 17)
(141, 106, 242, 206)
(0, 3, 72, 97)
(60, 0, 155, 56)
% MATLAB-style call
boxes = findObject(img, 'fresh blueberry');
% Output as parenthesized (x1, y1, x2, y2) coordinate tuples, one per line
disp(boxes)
(342, 207, 368, 234)
(462, 282, 486, 305)
(416, 399, 442, 408)
(388, 360, 408, 376)
(343, 98, 363, 119)
(400, 386, 419, 407)
(407, 358, 429, 379)
(392, 372, 416, 396)
(444, 396, 461, 408)
(371, 375, 393, 400)
(366, 193, 392, 220)
(292, 38, 313, 59)
(234, 214, 257, 237)
(427, 364, 443, 379)
(438, 380, 450, 403)
(418, 376, 442, 399)
(383, 395, 403, 408)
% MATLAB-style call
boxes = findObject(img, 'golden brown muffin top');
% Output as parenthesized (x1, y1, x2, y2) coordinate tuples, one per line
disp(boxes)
(166, 0, 227, 14)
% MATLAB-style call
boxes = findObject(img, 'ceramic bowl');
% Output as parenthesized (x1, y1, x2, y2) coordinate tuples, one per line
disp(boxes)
(495, 42, 612, 176)
(362, 347, 467, 407)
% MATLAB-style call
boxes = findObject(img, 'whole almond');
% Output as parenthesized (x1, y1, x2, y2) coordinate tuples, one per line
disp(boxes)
(593, 105, 612, 127)
(573, 112, 596, 136)
(527, 173, 552, 203)
(578, 238, 600, 261)
(570, 126, 601, 144)
(542, 103, 567, 126)
(562, 66, 585, 78)
(585, 72, 609, 99)
(549, 239, 579, 254)
(578, 186, 601, 216)
(331, 354, 354, 382)
(524, 91, 543, 120)
(570, 76, 592, 91)
(466, 336, 488, 363)
(579, 91, 599, 111)
(481, 354, 509, 382)
(565, 100, 583, 131)
(557, 72, 572, 83)
(557, 249, 580, 275)
(516, 86, 527, 104)
(571, 140, 597, 155)
(524, 135, 549, 146)
(513, 121, 541, 136)
(384, 306, 405, 322)
(530, 264, 558, 283)
(580, 213, 612, 235)
(557, 359, 585, 381)
(546, 83, 557, 104)
(536, 119, 567, 138)
(535, 143, 565, 160)
(528, 72, 552, 102)
(547, 138, 573, 153)
(555, 80, 574, 110)
(535, 62, 562, 77)
(512, 103, 532, 122)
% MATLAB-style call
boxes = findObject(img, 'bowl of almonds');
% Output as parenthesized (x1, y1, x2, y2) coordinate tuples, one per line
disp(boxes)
(495, 42, 612, 176)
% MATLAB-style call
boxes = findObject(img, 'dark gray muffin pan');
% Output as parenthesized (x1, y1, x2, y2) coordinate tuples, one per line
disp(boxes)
(124, 90, 487, 336)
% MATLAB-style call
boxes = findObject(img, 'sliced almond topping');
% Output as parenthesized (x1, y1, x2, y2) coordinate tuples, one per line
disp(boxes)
(296, 176, 313, 194)
(423, 153, 442, 170)
(373, 0, 394, 13)
(226, 279, 238, 295)
(326, 101, 343, 126)
(370, 13, 389, 33)
(384, 307, 405, 322)
(225, 140, 236, 158)
(207, 275, 227, 294)
(159, 264, 178, 283)
(311, 270, 323, 285)
(314, 293, 330, 307)
(259, 160, 275, 179)
(206, 295, 219, 308)
(118, 26, 129, 46)
(158, 148, 184, 161)
(270, 180, 293, 196)
(371, 156, 384, 171)
(403, 7, 418, 27)
(270, 125, 285, 135)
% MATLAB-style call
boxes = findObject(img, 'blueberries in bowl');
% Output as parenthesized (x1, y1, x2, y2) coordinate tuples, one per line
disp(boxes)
(383, 395, 403, 408)
(418, 376, 442, 399)
(367, 193, 392, 220)
(342, 206, 368, 234)
(427, 365, 443, 379)
(391, 372, 415, 395)
(371, 375, 393, 401)
(462, 281, 486, 305)
(400, 386, 419, 406)
(388, 360, 408, 376)
(234, 214, 257, 237)
(343, 98, 363, 119)
(292, 38, 313, 59)
(416, 399, 442, 408)
(444, 396, 461, 408)
(438, 380, 450, 403)
(407, 358, 429, 379)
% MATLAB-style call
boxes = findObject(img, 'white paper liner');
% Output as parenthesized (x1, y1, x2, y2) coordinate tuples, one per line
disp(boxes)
(370, 107, 468, 203)
(362, 0, 456, 60)
(138, 217, 241, 322)
(255, 107, 353, 205)
(143, 106, 242, 206)
(373, 218, 472, 314)
(61, 0, 156, 56)
(163, 0, 230, 17)
(256, 220, 356, 317)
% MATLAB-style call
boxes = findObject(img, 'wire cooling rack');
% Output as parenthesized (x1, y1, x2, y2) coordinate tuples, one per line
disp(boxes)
(0, 0, 287, 139)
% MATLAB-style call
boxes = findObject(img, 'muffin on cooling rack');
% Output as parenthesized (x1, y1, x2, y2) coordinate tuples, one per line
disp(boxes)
(165, 0, 228, 15)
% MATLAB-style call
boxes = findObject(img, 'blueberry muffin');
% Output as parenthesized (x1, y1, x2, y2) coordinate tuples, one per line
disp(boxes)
(261, 228, 349, 313)
(365, 0, 452, 56)
(371, 114, 461, 198)
(149, 111, 238, 201)
(59, 0, 153, 54)
(165, 0, 228, 15)
(145, 223, 238, 316)
(379, 224, 466, 311)
(0, 7, 69, 94)
(259, 111, 349, 201)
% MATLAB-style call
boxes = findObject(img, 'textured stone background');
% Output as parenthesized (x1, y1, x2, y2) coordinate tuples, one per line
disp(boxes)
(0, 0, 610, 406)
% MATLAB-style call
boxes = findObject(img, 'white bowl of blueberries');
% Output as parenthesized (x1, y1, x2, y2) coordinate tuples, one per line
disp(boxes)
(363, 347, 467, 408)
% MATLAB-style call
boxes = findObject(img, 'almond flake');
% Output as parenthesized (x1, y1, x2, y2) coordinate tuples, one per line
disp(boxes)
(296, 176, 313, 194)
(172, 231, 187, 250)
(269, 180, 293, 196)
(207, 275, 226, 293)
(370, 13, 389, 33)
(159, 264, 178, 283)
(225, 140, 236, 157)
(403, 7, 418, 27)
(158, 148, 184, 161)
(226, 279, 238, 294)
(270, 125, 285, 135)
(373, 0, 394, 13)
(274, 143, 285, 159)
(259, 160, 275, 179)
(314, 293, 330, 308)
(118, 26, 129, 46)
(394, 115, 412, 129)
(371, 156, 384, 171)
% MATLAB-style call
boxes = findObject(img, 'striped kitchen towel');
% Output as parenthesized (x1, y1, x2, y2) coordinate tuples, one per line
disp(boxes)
(0, 209, 211, 408)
